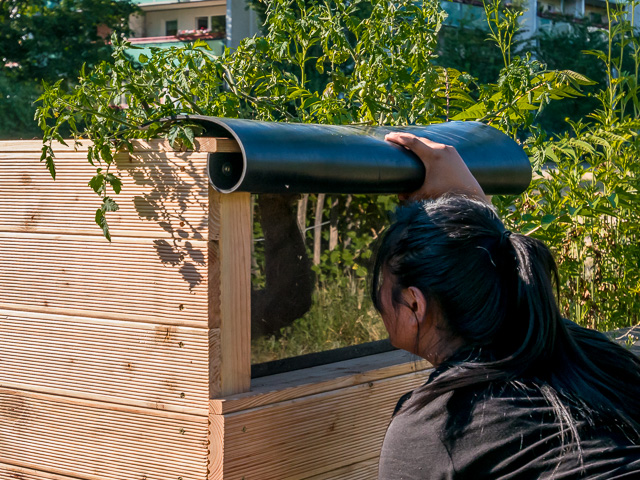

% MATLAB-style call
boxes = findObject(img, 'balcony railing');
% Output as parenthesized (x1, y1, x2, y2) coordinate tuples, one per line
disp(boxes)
(125, 34, 226, 61)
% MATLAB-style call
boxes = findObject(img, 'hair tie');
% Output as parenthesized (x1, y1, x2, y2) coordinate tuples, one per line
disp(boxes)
(499, 230, 512, 248)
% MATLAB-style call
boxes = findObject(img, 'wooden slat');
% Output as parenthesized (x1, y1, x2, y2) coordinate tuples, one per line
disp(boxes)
(218, 193, 252, 396)
(130, 138, 239, 153)
(209, 189, 222, 325)
(0, 138, 239, 154)
(211, 370, 427, 480)
(208, 415, 225, 480)
(209, 328, 222, 400)
(216, 350, 429, 414)
(192, 138, 240, 153)
(0, 149, 210, 239)
(304, 456, 379, 480)
(0, 302, 202, 328)
(0, 140, 89, 153)
(0, 235, 208, 324)
(0, 309, 211, 414)
(0, 461, 90, 480)
(0, 388, 208, 480)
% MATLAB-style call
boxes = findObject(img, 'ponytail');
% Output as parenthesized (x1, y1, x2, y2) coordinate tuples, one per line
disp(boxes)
(372, 195, 640, 441)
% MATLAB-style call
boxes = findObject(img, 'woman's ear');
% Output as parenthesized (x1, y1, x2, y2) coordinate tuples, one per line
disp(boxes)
(405, 286, 428, 326)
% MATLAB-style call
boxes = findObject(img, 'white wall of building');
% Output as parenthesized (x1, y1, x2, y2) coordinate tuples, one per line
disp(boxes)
(131, 0, 260, 47)
(226, 0, 260, 48)
(518, 0, 538, 41)
(142, 5, 227, 37)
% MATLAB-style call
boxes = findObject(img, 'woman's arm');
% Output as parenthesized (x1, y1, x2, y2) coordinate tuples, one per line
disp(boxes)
(385, 132, 488, 203)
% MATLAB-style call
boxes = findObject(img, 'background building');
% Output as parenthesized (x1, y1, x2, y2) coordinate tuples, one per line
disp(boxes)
(442, 0, 639, 39)
(124, 0, 640, 61)
(127, 0, 259, 60)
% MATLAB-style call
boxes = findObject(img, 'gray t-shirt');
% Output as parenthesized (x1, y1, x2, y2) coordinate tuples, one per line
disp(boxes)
(379, 381, 640, 479)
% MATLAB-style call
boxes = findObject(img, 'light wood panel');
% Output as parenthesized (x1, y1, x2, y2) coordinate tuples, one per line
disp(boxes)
(218, 350, 429, 414)
(0, 136, 240, 239)
(0, 388, 208, 480)
(0, 233, 208, 325)
(0, 138, 239, 154)
(218, 193, 252, 396)
(0, 309, 212, 414)
(0, 147, 210, 239)
(0, 461, 89, 480)
(211, 369, 429, 480)
(305, 457, 379, 480)
(1, 138, 244, 480)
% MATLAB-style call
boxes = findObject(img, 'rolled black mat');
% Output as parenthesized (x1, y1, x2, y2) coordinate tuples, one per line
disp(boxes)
(165, 116, 532, 195)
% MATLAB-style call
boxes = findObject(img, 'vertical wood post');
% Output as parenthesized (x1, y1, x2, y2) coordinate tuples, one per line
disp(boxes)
(218, 192, 252, 395)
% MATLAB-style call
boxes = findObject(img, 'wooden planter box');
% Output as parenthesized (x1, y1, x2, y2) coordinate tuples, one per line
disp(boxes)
(0, 139, 430, 480)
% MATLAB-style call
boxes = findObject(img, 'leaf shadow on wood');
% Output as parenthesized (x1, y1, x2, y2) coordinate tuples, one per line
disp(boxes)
(116, 150, 208, 290)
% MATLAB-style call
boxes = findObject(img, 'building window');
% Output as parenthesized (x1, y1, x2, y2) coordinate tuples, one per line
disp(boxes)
(210, 15, 226, 36)
(166, 20, 178, 36)
(196, 17, 208, 31)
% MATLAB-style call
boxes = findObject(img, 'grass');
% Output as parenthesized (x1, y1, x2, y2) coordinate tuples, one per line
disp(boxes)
(251, 276, 387, 364)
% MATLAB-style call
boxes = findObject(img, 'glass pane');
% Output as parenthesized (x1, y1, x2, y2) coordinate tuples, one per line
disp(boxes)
(165, 20, 177, 36)
(210, 15, 226, 37)
(196, 17, 208, 30)
(250, 194, 396, 367)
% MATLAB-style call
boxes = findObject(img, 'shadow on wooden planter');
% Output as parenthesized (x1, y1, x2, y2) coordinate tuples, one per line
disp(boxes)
(0, 136, 432, 480)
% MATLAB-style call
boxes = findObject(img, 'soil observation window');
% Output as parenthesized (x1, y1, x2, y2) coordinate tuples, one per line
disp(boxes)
(250, 193, 396, 377)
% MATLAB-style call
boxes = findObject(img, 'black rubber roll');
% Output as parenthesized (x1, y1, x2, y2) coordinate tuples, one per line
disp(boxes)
(169, 116, 531, 195)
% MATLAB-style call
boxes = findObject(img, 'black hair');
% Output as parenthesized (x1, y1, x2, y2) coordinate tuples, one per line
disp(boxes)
(371, 195, 640, 445)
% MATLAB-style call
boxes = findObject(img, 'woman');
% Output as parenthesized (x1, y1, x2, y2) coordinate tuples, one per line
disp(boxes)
(375, 132, 640, 479)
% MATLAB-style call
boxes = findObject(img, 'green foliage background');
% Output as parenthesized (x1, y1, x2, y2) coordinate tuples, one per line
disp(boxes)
(0, 0, 138, 139)
(36, 0, 640, 359)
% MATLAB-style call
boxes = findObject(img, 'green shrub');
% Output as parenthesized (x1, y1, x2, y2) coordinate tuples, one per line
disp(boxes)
(36, 0, 640, 352)
(252, 274, 385, 363)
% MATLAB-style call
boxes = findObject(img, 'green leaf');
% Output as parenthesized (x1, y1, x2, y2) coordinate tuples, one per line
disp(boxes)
(183, 126, 195, 146)
(569, 139, 595, 154)
(105, 173, 122, 195)
(41, 146, 56, 180)
(560, 69, 597, 86)
(608, 193, 619, 208)
(567, 205, 583, 216)
(541, 214, 556, 230)
(101, 144, 113, 163)
(544, 146, 559, 163)
(451, 102, 486, 121)
(193, 39, 211, 50)
(102, 196, 120, 213)
(301, 94, 320, 110)
(95, 208, 111, 242)
(88, 174, 105, 194)
(354, 265, 367, 278)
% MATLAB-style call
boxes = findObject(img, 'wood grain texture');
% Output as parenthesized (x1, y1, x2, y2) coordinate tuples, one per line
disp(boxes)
(217, 350, 429, 414)
(218, 193, 252, 396)
(211, 369, 428, 480)
(0, 461, 92, 480)
(0, 233, 208, 325)
(208, 188, 222, 327)
(0, 139, 235, 480)
(0, 388, 208, 480)
(0, 309, 212, 414)
(0, 139, 220, 239)
(304, 456, 379, 480)
(0, 138, 238, 154)
(208, 415, 225, 480)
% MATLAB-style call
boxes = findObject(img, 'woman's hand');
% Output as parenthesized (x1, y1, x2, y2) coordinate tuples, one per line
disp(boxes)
(385, 132, 487, 203)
